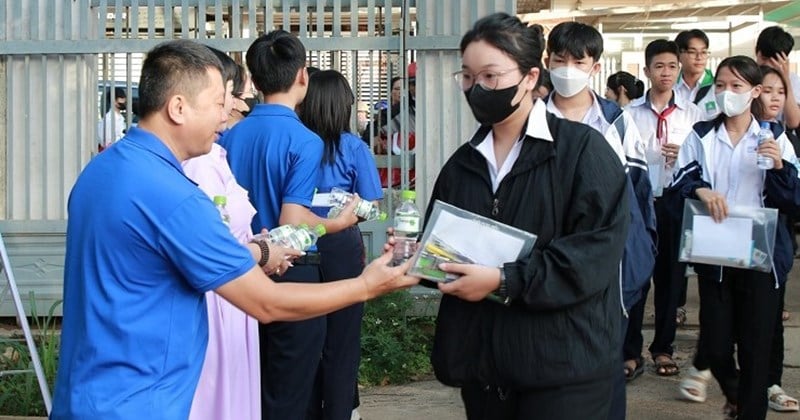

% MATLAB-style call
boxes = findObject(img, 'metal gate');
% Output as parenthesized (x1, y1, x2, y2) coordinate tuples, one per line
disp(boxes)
(0, 0, 515, 315)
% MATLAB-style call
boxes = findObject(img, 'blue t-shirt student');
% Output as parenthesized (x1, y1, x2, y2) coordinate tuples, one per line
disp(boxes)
(311, 132, 384, 217)
(51, 127, 255, 419)
(219, 103, 323, 232)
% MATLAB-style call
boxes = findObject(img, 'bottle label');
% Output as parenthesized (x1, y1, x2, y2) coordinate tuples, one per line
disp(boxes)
(354, 200, 374, 219)
(269, 225, 296, 244)
(395, 215, 420, 233)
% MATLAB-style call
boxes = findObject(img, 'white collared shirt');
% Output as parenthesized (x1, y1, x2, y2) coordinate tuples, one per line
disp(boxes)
(711, 117, 764, 209)
(546, 92, 627, 166)
(470, 99, 553, 193)
(675, 77, 719, 121)
(626, 91, 704, 196)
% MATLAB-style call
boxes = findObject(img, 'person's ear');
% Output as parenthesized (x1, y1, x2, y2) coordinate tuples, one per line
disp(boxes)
(166, 95, 187, 125)
(643, 66, 651, 80)
(590, 60, 601, 77)
(525, 67, 541, 92)
(752, 84, 763, 99)
(297, 67, 308, 87)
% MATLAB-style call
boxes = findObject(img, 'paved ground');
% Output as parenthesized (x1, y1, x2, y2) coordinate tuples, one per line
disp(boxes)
(358, 270, 800, 419)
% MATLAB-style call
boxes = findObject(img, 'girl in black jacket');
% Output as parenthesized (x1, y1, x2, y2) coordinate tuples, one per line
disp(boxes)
(429, 12, 630, 419)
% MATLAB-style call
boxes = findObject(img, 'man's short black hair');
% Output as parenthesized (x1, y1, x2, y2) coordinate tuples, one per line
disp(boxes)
(246, 30, 307, 95)
(674, 29, 709, 51)
(138, 40, 223, 119)
(546, 22, 604, 62)
(756, 26, 795, 59)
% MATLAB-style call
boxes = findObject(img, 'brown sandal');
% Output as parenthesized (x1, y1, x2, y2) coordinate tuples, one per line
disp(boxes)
(653, 354, 679, 376)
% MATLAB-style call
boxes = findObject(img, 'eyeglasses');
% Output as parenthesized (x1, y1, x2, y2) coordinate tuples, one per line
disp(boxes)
(452, 68, 520, 91)
(681, 49, 709, 58)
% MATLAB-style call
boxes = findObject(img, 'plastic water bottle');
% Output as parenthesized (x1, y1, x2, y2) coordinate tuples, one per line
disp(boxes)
(392, 190, 421, 266)
(264, 223, 326, 252)
(213, 195, 230, 226)
(327, 187, 387, 221)
(757, 121, 775, 170)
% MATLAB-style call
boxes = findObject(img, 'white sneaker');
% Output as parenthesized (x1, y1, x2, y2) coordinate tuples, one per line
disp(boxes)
(351, 408, 362, 420)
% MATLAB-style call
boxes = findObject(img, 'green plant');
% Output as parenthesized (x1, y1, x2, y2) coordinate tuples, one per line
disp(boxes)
(0, 293, 62, 416)
(358, 290, 437, 386)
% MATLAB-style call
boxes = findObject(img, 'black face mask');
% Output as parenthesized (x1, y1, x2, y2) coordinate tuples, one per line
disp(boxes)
(242, 98, 259, 116)
(464, 83, 521, 126)
(116, 102, 126, 111)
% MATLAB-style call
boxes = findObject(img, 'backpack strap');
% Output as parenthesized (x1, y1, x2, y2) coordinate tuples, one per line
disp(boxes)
(694, 84, 712, 105)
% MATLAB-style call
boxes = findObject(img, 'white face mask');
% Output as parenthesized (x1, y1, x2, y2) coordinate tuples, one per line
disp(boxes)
(550, 66, 591, 98)
(715, 89, 754, 117)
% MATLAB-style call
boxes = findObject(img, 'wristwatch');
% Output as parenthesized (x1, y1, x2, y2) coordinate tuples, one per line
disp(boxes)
(250, 238, 270, 267)
(488, 266, 511, 306)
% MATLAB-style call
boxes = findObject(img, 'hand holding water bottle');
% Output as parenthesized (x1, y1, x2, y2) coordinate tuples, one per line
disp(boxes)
(757, 122, 782, 170)
(327, 187, 387, 221)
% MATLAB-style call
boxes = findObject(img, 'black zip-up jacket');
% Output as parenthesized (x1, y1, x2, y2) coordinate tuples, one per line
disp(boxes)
(426, 102, 630, 389)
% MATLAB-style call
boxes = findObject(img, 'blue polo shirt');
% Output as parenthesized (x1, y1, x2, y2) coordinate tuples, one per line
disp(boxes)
(311, 132, 384, 217)
(52, 127, 255, 419)
(219, 103, 323, 231)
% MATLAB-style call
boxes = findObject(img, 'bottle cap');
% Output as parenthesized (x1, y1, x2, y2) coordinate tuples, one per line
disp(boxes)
(401, 190, 416, 201)
(760, 121, 770, 129)
(213, 195, 227, 206)
(314, 224, 327, 236)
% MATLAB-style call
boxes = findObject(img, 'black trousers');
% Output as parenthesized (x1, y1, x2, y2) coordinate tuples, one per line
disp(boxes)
(622, 284, 648, 362)
(460, 375, 614, 420)
(697, 267, 779, 420)
(609, 314, 629, 420)
(648, 198, 687, 357)
(260, 262, 326, 420)
(768, 282, 787, 387)
(307, 227, 366, 420)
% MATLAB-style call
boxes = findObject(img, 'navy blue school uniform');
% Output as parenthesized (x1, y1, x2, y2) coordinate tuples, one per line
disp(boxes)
(220, 103, 326, 420)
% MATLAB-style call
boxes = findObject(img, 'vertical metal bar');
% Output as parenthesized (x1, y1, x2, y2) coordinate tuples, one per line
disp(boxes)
(80, 0, 90, 40)
(333, 0, 341, 38)
(126, 53, 133, 129)
(214, 0, 222, 39)
(265, 0, 274, 32)
(298, 0, 307, 39)
(231, 0, 241, 39)
(366, 0, 374, 37)
(349, 0, 357, 38)
(247, 0, 256, 38)
(0, 0, 7, 40)
(164, 0, 173, 38)
(314, 0, 323, 39)
(147, 0, 155, 38)
(48, 0, 57, 41)
(198, 0, 207, 39)
(30, 0, 39, 41)
(40, 55, 49, 216)
(24, 55, 31, 218)
(11, 0, 22, 40)
(181, 0, 189, 38)
(114, 0, 123, 39)
(7, 59, 14, 217)
(130, 0, 139, 40)
(281, 0, 289, 32)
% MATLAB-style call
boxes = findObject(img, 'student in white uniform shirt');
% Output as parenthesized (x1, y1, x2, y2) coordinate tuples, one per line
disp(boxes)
(624, 39, 703, 383)
(755, 26, 800, 137)
(670, 55, 800, 420)
(97, 87, 127, 151)
(674, 29, 719, 121)
(544, 21, 656, 420)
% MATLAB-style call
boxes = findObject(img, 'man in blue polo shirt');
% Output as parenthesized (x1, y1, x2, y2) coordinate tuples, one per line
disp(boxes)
(51, 39, 416, 420)
(219, 30, 360, 420)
